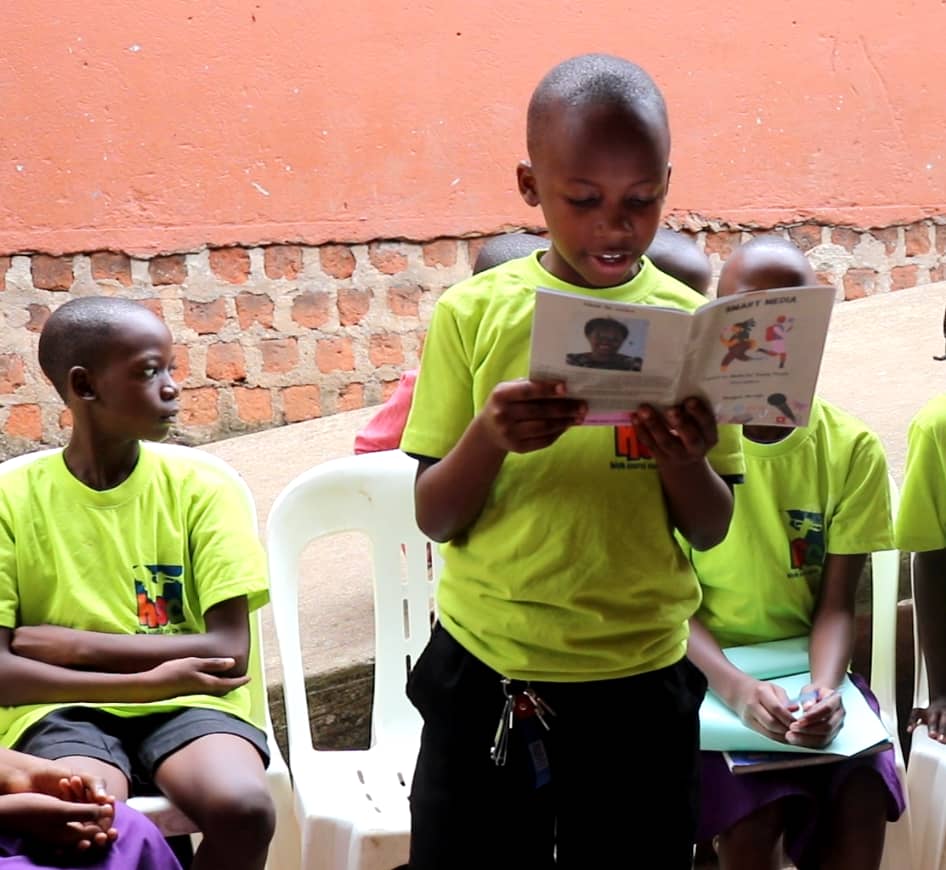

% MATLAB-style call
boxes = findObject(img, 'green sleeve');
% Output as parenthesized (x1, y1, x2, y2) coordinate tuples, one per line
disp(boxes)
(401, 298, 475, 461)
(827, 430, 893, 554)
(896, 418, 946, 552)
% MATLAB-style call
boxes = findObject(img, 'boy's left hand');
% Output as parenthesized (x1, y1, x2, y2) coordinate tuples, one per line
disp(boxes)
(786, 685, 845, 748)
(631, 397, 718, 467)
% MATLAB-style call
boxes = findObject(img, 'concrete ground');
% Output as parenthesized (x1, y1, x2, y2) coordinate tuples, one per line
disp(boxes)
(198, 280, 946, 704)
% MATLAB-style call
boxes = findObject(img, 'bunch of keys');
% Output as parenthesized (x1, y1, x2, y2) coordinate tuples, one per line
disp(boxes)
(490, 678, 556, 769)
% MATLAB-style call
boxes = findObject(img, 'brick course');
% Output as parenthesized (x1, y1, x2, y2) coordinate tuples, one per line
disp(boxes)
(2, 220, 945, 458)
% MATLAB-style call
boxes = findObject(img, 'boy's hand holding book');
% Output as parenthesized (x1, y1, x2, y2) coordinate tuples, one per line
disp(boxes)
(479, 379, 586, 454)
(631, 398, 718, 468)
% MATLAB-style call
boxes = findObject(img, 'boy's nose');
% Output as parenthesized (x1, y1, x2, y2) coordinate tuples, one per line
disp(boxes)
(598, 207, 633, 236)
(161, 376, 180, 398)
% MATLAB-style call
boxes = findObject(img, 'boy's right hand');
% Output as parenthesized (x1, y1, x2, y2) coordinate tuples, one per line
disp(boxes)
(734, 677, 797, 742)
(480, 380, 586, 453)
(909, 696, 946, 742)
(146, 657, 250, 698)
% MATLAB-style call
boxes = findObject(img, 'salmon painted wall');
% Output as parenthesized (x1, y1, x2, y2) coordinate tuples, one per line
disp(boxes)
(3, 0, 944, 256)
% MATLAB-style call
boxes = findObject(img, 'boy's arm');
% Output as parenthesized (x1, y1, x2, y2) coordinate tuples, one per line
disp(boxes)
(11, 596, 250, 676)
(789, 552, 864, 747)
(0, 626, 248, 706)
(687, 617, 795, 742)
(633, 399, 734, 550)
(415, 380, 585, 542)
(911, 548, 946, 739)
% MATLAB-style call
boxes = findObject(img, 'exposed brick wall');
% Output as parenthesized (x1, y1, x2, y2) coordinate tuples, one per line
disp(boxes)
(2, 220, 945, 459)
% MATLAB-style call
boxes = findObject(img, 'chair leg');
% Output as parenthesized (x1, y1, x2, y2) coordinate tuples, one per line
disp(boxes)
(166, 834, 194, 868)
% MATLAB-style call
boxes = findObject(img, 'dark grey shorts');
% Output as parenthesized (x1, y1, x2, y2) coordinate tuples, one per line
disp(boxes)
(14, 706, 270, 794)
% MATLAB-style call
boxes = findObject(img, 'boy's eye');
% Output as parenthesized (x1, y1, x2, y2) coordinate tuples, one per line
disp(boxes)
(566, 196, 599, 208)
(142, 366, 158, 378)
(625, 198, 656, 210)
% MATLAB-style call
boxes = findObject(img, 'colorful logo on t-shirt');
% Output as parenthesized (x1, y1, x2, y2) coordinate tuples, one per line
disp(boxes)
(135, 564, 185, 630)
(785, 510, 825, 571)
(613, 425, 653, 462)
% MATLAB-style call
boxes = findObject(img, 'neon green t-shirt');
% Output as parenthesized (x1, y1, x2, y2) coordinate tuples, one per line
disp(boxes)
(401, 251, 745, 682)
(688, 398, 892, 648)
(0, 444, 269, 748)
(895, 394, 946, 552)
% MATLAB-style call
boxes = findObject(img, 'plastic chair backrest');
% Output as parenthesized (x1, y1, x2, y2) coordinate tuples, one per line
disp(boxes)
(908, 478, 930, 708)
(266, 449, 438, 754)
(869, 474, 902, 728)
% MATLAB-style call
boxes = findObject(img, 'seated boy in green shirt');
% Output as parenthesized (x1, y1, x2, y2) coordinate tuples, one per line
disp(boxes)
(0, 297, 274, 870)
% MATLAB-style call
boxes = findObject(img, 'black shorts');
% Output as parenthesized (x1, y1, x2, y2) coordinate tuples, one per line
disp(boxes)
(14, 707, 270, 795)
(406, 623, 707, 870)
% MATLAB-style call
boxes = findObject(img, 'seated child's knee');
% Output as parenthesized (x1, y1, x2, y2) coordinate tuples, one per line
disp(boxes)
(203, 782, 276, 844)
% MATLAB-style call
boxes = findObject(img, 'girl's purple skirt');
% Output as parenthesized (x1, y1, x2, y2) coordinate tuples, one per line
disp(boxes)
(698, 673, 905, 867)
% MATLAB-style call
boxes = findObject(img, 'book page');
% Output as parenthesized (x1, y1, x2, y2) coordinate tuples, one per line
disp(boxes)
(722, 636, 810, 680)
(677, 285, 836, 427)
(529, 287, 692, 425)
(700, 672, 891, 756)
(722, 748, 884, 774)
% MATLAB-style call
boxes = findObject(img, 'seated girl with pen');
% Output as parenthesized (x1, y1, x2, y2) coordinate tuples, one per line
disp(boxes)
(684, 236, 904, 870)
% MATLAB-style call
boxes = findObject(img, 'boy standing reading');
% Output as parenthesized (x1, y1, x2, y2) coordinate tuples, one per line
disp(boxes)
(0, 297, 275, 870)
(400, 54, 744, 869)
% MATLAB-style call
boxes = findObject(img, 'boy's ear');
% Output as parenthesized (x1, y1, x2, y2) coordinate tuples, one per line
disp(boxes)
(517, 160, 541, 207)
(68, 366, 96, 401)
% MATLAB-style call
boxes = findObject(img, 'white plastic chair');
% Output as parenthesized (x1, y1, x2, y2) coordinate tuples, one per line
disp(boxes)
(0, 443, 299, 870)
(266, 449, 439, 870)
(872, 474, 914, 870)
(906, 546, 946, 870)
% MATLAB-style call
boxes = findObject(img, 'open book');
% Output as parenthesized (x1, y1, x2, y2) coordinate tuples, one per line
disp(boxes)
(529, 284, 836, 426)
(700, 638, 892, 775)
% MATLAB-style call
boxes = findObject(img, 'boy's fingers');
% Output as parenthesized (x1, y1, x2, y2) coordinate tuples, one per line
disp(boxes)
(930, 709, 946, 740)
(683, 397, 718, 440)
(201, 657, 237, 672)
(499, 379, 568, 402)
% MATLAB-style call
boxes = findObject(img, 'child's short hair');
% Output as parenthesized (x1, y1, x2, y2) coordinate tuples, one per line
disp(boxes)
(647, 228, 712, 295)
(584, 317, 629, 341)
(473, 233, 548, 275)
(38, 296, 157, 400)
(526, 53, 669, 158)
(718, 235, 816, 297)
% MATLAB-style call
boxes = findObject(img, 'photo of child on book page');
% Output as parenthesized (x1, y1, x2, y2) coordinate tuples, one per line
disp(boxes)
(565, 316, 647, 371)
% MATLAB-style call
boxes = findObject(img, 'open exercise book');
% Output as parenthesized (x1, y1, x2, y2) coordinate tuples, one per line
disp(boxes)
(529, 284, 836, 426)
(700, 637, 892, 775)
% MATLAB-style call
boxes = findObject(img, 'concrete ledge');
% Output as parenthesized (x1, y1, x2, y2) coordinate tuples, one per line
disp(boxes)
(268, 663, 374, 761)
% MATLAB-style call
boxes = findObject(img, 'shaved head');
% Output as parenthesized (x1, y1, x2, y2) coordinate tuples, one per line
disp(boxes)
(718, 236, 817, 297)
(473, 232, 548, 274)
(526, 54, 669, 161)
(646, 228, 711, 295)
(39, 296, 163, 399)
